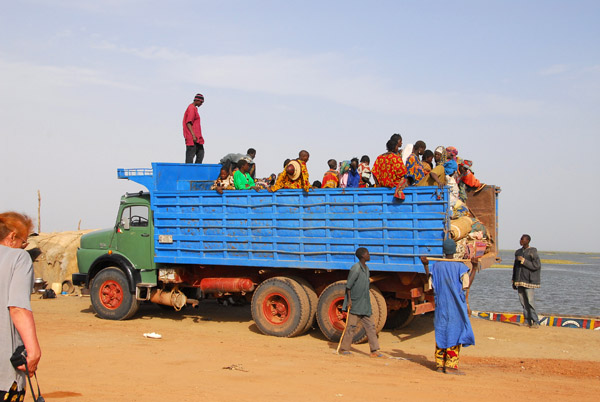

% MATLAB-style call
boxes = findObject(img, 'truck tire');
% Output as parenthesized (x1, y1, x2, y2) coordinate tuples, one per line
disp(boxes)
(287, 276, 318, 335)
(316, 281, 367, 343)
(90, 267, 140, 320)
(384, 304, 415, 330)
(251, 277, 310, 338)
(370, 285, 387, 333)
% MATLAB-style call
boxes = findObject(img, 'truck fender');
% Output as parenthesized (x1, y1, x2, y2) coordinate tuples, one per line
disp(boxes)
(87, 254, 141, 293)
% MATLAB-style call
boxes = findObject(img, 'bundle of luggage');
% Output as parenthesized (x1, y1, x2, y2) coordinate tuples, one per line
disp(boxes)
(449, 215, 492, 259)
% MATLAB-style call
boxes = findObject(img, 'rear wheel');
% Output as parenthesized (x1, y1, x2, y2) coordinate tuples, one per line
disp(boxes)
(370, 285, 387, 333)
(384, 304, 415, 329)
(251, 277, 310, 337)
(288, 276, 318, 335)
(316, 281, 372, 343)
(90, 267, 139, 320)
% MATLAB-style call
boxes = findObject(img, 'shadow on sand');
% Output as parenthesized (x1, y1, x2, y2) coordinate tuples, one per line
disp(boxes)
(80, 299, 254, 323)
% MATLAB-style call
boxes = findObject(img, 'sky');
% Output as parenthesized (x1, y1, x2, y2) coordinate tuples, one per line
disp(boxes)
(1, 0, 598, 252)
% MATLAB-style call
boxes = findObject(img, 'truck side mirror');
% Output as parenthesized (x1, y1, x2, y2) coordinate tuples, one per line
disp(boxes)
(122, 219, 130, 230)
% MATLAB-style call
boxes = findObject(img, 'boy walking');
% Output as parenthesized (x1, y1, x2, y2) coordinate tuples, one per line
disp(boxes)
(339, 248, 382, 357)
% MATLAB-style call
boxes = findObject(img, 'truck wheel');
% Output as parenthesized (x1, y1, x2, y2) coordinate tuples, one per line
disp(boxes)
(251, 277, 310, 338)
(287, 276, 318, 335)
(384, 304, 414, 329)
(370, 285, 387, 333)
(316, 281, 368, 343)
(90, 267, 139, 320)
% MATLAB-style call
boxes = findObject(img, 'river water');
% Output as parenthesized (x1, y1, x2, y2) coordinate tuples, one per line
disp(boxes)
(469, 250, 600, 317)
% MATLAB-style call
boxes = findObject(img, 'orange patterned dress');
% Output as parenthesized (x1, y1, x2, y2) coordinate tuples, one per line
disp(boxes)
(372, 152, 408, 199)
(321, 169, 339, 188)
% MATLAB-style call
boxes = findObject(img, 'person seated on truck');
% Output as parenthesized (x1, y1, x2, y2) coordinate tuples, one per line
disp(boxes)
(357, 155, 372, 187)
(372, 138, 409, 199)
(417, 159, 456, 188)
(405, 140, 427, 185)
(246, 148, 257, 178)
(446, 146, 458, 162)
(456, 159, 486, 202)
(233, 160, 261, 191)
(220, 148, 256, 176)
(340, 158, 360, 188)
(434, 146, 446, 167)
(270, 151, 311, 192)
(312, 180, 322, 189)
(389, 133, 402, 155)
(422, 149, 434, 174)
(321, 159, 339, 188)
(273, 159, 291, 186)
(420, 239, 479, 375)
(210, 168, 235, 194)
(255, 174, 277, 190)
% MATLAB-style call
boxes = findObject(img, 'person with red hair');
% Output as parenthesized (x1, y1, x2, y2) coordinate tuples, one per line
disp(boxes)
(0, 212, 41, 401)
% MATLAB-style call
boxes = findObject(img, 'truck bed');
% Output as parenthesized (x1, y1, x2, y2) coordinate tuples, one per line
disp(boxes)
(120, 163, 452, 273)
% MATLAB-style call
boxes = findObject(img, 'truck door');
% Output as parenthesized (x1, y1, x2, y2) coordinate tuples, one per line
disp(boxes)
(116, 205, 153, 270)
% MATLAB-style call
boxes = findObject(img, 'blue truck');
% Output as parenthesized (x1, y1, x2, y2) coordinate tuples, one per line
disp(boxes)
(74, 162, 500, 341)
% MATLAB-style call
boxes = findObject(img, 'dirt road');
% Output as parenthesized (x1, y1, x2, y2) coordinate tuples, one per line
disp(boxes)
(32, 296, 599, 402)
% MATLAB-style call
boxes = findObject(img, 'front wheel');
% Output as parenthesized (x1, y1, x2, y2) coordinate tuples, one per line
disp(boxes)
(90, 267, 139, 320)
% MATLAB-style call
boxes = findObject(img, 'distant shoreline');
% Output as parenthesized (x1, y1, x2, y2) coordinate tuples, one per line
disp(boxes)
(499, 249, 600, 255)
(491, 259, 586, 268)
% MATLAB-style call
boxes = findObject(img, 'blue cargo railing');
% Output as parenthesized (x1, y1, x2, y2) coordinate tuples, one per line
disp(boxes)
(120, 163, 450, 273)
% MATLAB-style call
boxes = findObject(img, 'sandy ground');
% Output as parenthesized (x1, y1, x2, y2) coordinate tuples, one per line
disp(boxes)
(31, 295, 599, 402)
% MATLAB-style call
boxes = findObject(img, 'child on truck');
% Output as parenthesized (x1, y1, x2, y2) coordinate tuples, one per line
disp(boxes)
(211, 168, 235, 194)
(321, 159, 339, 188)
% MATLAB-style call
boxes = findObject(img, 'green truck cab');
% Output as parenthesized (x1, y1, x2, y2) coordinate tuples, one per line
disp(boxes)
(74, 192, 156, 319)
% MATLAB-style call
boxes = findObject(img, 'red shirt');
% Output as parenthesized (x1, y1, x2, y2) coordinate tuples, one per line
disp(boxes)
(182, 104, 203, 145)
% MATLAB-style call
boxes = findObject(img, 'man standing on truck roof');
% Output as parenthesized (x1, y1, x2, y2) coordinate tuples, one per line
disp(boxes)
(421, 239, 478, 375)
(182, 93, 205, 164)
(339, 248, 383, 358)
(512, 234, 541, 328)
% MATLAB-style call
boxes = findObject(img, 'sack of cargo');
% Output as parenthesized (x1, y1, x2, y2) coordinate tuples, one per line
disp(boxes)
(450, 216, 473, 240)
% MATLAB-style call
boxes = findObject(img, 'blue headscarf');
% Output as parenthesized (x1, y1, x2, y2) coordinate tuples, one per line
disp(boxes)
(444, 160, 457, 175)
(443, 238, 457, 255)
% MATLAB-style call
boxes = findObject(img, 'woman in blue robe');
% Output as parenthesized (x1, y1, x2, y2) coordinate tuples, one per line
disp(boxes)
(421, 238, 479, 375)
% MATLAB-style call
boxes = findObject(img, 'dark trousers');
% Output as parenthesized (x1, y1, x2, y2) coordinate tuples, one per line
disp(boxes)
(340, 313, 380, 353)
(518, 286, 539, 325)
(185, 143, 205, 164)
(0, 382, 25, 401)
